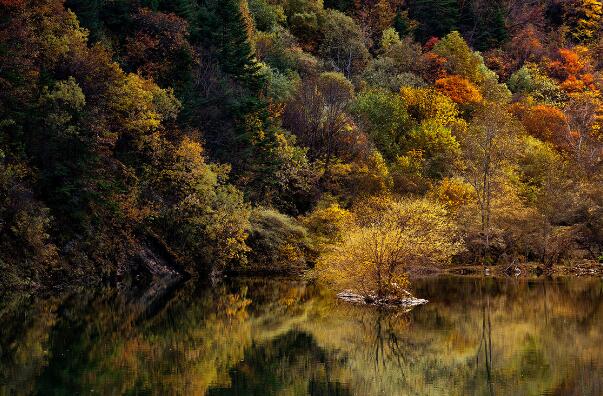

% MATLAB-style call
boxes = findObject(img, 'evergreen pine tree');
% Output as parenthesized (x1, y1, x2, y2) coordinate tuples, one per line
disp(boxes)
(458, 0, 477, 39)
(65, 0, 105, 41)
(194, 0, 282, 201)
(198, 0, 262, 90)
(160, 0, 200, 32)
(140, 0, 161, 11)
(324, 0, 355, 12)
(409, 0, 460, 42)
(473, 2, 508, 51)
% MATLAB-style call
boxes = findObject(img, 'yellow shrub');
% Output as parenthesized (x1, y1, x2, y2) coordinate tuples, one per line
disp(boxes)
(316, 197, 463, 298)
(303, 203, 354, 240)
(429, 177, 476, 212)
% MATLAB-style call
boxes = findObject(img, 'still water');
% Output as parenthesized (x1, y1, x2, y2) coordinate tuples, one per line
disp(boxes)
(1, 276, 602, 395)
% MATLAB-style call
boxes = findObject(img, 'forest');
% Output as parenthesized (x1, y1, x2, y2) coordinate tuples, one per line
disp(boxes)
(0, 0, 602, 296)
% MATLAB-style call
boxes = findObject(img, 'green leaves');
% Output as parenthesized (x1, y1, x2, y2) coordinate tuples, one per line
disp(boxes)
(352, 89, 409, 161)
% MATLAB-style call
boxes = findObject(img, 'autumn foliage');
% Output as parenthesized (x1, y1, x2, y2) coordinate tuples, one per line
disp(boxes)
(547, 47, 597, 92)
(435, 75, 483, 106)
(512, 104, 570, 148)
(316, 196, 462, 299)
(1, 0, 602, 293)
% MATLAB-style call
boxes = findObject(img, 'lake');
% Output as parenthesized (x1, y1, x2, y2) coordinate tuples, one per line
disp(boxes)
(1, 275, 602, 395)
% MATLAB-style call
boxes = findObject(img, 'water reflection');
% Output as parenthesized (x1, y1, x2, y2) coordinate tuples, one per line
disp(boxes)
(1, 276, 602, 395)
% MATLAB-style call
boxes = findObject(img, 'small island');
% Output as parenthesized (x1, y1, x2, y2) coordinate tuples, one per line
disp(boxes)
(337, 290, 429, 307)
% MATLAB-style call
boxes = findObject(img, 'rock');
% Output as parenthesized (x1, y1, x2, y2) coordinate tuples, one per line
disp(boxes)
(336, 290, 428, 307)
(135, 245, 179, 277)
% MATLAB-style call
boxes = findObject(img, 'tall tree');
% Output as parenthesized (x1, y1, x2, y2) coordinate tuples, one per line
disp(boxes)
(319, 9, 370, 77)
(198, 0, 262, 89)
(461, 105, 519, 261)
(284, 72, 357, 179)
(409, 0, 460, 42)
(473, 1, 508, 51)
(195, 0, 301, 207)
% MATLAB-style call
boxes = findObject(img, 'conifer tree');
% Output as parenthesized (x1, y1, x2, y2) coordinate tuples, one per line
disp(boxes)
(198, 0, 262, 90)
(473, 2, 508, 51)
(65, 0, 105, 41)
(174, 0, 199, 33)
(409, 0, 460, 42)
(458, 0, 477, 39)
(195, 0, 286, 203)
(324, 0, 354, 12)
(393, 10, 416, 37)
(160, 0, 199, 24)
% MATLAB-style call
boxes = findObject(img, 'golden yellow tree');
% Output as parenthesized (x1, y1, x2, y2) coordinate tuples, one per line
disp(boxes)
(566, 0, 603, 42)
(316, 196, 462, 300)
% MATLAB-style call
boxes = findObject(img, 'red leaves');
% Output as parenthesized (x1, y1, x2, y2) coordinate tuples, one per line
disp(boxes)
(0, 0, 25, 7)
(123, 9, 193, 84)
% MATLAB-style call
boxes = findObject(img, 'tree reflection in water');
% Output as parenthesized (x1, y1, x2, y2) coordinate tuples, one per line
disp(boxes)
(1, 276, 603, 395)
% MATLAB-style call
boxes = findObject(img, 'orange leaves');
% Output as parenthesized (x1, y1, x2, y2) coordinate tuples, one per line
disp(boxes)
(435, 75, 483, 106)
(423, 52, 448, 82)
(510, 98, 603, 169)
(561, 75, 588, 92)
(512, 104, 569, 147)
(556, 48, 587, 76)
(508, 25, 544, 63)
(546, 47, 597, 93)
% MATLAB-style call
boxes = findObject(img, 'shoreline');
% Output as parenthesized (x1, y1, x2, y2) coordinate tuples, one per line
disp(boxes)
(2, 260, 602, 300)
(406, 260, 603, 278)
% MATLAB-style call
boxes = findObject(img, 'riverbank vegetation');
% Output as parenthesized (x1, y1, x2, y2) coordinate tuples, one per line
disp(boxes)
(1, 0, 602, 294)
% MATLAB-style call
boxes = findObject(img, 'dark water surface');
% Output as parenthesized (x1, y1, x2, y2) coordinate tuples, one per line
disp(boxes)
(1, 276, 602, 395)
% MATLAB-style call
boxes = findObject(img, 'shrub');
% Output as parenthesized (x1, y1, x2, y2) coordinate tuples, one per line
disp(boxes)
(302, 202, 354, 252)
(246, 207, 313, 272)
(316, 196, 463, 299)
